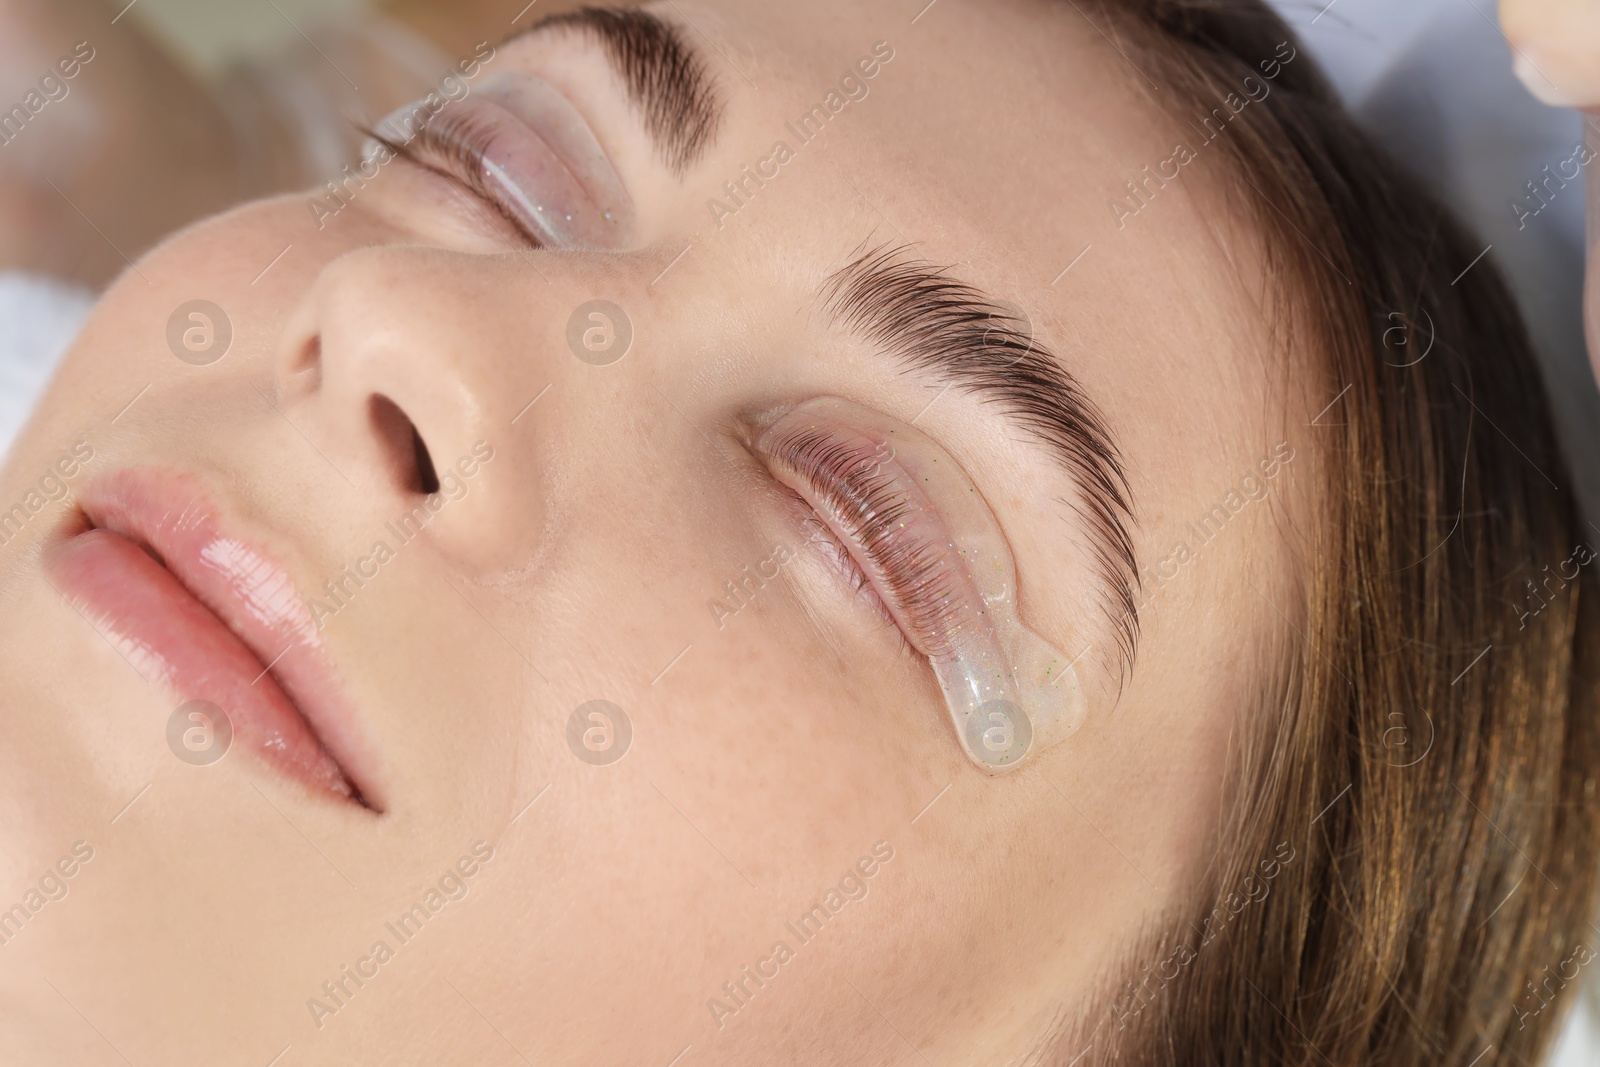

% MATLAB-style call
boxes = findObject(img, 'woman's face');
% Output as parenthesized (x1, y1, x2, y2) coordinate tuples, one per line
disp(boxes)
(0, 0, 1304, 1061)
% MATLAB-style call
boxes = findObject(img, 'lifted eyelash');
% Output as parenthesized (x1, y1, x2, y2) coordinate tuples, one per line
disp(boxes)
(365, 114, 545, 248)
(754, 398, 1088, 773)
(761, 424, 973, 659)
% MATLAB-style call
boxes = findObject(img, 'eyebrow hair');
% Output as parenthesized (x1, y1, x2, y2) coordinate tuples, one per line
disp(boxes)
(820, 243, 1141, 673)
(518, 6, 724, 175)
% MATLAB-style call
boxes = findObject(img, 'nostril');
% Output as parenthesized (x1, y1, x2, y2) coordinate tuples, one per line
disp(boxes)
(369, 395, 440, 495)
(412, 424, 440, 495)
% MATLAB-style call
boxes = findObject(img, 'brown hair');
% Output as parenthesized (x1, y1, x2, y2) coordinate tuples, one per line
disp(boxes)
(1052, 2, 1600, 1063)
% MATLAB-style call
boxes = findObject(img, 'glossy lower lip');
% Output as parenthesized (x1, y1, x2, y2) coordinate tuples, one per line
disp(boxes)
(44, 468, 383, 810)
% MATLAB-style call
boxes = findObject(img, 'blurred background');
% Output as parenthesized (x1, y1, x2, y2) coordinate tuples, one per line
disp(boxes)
(124, 0, 366, 71)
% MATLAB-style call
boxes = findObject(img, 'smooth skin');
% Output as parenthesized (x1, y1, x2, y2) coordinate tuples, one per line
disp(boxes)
(0, 1, 1309, 1062)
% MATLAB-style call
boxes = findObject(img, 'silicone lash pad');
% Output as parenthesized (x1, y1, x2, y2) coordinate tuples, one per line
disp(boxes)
(756, 397, 1085, 772)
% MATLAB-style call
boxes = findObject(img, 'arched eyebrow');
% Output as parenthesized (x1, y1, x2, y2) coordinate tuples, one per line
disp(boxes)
(510, 6, 724, 175)
(820, 243, 1141, 674)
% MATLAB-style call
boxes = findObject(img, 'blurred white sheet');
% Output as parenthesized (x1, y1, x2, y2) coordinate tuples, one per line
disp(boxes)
(0, 271, 93, 460)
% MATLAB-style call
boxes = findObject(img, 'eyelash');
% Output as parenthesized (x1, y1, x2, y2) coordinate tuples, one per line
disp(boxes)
(368, 115, 545, 248)
(790, 502, 908, 643)
(764, 426, 972, 659)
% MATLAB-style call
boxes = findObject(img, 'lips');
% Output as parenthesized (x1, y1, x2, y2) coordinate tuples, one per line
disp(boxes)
(45, 468, 382, 810)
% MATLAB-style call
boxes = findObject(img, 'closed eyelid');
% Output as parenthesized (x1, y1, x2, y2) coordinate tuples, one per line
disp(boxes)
(754, 397, 1090, 773)
(505, 6, 726, 175)
(364, 122, 545, 249)
(817, 242, 1141, 680)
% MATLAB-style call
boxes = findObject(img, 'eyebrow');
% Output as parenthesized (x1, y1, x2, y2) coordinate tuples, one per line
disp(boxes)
(820, 243, 1140, 672)
(515, 6, 724, 175)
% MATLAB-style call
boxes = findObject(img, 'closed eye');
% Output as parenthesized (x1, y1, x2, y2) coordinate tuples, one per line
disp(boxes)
(755, 409, 979, 663)
(364, 121, 545, 249)
(782, 483, 910, 650)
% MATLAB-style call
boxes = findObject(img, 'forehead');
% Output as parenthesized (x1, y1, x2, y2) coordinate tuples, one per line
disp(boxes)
(655, 0, 1285, 490)
(688, 0, 1151, 246)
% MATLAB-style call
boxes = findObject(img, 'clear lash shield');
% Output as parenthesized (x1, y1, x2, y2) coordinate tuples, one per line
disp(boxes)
(756, 397, 1086, 772)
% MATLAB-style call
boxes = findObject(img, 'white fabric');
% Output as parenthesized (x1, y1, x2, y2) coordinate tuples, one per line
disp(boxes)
(0, 271, 93, 462)
(1550, 985, 1600, 1067)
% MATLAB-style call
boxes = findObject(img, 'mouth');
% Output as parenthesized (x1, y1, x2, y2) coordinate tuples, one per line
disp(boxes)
(44, 467, 383, 811)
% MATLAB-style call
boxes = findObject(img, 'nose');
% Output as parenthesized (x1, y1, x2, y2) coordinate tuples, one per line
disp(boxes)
(272, 245, 544, 567)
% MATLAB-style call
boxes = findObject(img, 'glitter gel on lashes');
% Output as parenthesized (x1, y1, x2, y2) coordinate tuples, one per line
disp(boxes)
(755, 397, 1086, 773)
(368, 71, 635, 248)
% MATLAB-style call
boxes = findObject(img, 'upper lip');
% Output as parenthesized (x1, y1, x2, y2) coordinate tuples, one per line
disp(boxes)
(46, 466, 385, 811)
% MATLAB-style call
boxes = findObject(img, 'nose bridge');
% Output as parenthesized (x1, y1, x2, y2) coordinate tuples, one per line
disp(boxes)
(281, 243, 658, 436)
